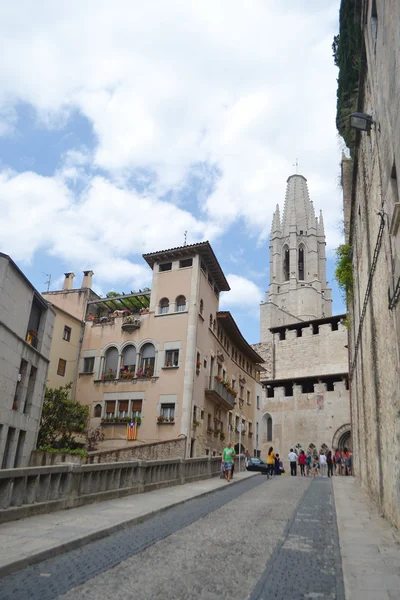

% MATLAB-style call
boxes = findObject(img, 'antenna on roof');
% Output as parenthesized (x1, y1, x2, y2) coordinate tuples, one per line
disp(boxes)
(43, 273, 51, 292)
(293, 157, 299, 173)
(184, 230, 187, 246)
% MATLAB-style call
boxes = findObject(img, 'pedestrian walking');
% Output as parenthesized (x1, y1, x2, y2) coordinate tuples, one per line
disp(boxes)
(327, 450, 334, 477)
(319, 451, 327, 477)
(342, 447, 351, 476)
(222, 441, 236, 482)
(312, 455, 320, 477)
(274, 453, 285, 475)
(334, 448, 341, 475)
(305, 452, 312, 476)
(298, 450, 306, 476)
(266, 446, 275, 478)
(288, 448, 297, 476)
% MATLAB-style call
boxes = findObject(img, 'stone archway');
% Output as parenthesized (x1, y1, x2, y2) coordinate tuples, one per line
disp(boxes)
(332, 424, 352, 451)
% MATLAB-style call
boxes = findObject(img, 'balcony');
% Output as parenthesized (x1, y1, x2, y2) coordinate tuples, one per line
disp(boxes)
(205, 376, 236, 410)
(121, 315, 141, 332)
(25, 329, 38, 349)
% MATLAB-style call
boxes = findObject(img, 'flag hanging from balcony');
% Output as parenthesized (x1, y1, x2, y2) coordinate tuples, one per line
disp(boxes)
(126, 420, 137, 441)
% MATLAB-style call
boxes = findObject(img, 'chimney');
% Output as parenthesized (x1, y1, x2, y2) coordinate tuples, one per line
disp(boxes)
(81, 270, 94, 289)
(63, 273, 75, 291)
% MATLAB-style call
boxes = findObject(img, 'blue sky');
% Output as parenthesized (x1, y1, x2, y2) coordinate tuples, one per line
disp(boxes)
(0, 0, 345, 344)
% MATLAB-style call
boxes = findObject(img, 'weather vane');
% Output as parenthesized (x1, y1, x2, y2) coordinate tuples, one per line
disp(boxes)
(184, 230, 187, 246)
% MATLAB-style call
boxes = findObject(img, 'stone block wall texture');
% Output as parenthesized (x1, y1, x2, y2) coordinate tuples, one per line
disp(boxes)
(86, 436, 186, 464)
(343, 0, 400, 530)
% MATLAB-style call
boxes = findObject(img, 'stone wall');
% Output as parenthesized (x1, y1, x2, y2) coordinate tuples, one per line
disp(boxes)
(30, 451, 83, 466)
(261, 382, 350, 467)
(86, 437, 186, 464)
(341, 0, 400, 531)
(0, 455, 227, 523)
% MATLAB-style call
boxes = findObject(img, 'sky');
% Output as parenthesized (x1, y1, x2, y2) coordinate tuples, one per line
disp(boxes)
(0, 0, 345, 344)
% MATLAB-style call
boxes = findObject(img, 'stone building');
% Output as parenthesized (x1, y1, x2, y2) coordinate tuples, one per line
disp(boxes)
(338, 0, 400, 529)
(69, 242, 263, 457)
(254, 174, 350, 460)
(0, 253, 55, 468)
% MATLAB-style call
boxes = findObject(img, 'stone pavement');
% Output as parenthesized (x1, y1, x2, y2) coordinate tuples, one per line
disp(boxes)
(334, 477, 400, 600)
(0, 470, 257, 577)
(0, 474, 399, 599)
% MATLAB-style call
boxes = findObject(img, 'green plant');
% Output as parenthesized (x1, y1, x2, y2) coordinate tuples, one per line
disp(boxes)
(332, 0, 362, 153)
(37, 384, 89, 450)
(37, 445, 87, 458)
(335, 243, 354, 302)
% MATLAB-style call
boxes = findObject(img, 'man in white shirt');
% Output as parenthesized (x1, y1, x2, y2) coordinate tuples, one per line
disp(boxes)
(319, 452, 327, 477)
(288, 449, 297, 476)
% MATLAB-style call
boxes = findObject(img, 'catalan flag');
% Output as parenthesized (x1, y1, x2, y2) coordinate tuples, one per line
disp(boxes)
(126, 420, 137, 441)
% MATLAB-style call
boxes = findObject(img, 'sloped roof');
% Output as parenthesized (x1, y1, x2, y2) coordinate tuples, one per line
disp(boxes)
(217, 311, 264, 364)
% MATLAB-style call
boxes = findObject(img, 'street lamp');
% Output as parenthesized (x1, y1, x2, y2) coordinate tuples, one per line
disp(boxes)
(350, 112, 374, 133)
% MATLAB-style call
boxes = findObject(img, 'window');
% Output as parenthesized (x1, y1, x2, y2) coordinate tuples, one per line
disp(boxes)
(222, 369, 226, 380)
(83, 357, 95, 373)
(118, 400, 129, 418)
(159, 298, 169, 314)
(131, 400, 143, 418)
(203, 358, 207, 368)
(193, 406, 197, 420)
(247, 390, 251, 405)
(121, 345, 136, 374)
(249, 422, 253, 435)
(240, 385, 244, 400)
(231, 378, 236, 389)
(283, 245, 290, 281)
(24, 366, 37, 414)
(104, 347, 118, 378)
(298, 246, 304, 280)
(165, 349, 179, 367)
(267, 416, 272, 440)
(105, 401, 116, 419)
(176, 295, 186, 311)
(235, 415, 239, 429)
(140, 343, 155, 376)
(159, 262, 172, 272)
(207, 413, 212, 429)
(160, 403, 175, 420)
(199, 299, 204, 315)
(57, 358, 66, 377)
(257, 395, 260, 410)
(94, 404, 102, 418)
(209, 314, 213, 327)
(179, 258, 193, 268)
(200, 409, 204, 420)
(63, 326, 71, 342)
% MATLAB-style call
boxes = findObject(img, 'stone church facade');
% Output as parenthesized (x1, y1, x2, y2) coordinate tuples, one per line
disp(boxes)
(253, 174, 350, 461)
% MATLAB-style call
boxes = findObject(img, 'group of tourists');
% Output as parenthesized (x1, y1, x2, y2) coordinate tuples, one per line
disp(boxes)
(270, 446, 352, 478)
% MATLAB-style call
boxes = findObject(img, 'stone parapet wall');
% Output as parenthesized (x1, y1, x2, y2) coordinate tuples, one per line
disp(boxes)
(30, 451, 83, 466)
(86, 437, 186, 464)
(0, 455, 225, 523)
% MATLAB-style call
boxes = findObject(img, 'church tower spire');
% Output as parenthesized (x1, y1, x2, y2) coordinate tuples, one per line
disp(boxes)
(261, 173, 332, 340)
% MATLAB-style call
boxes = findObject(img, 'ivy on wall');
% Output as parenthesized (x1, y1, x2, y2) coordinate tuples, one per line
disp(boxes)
(333, 0, 362, 153)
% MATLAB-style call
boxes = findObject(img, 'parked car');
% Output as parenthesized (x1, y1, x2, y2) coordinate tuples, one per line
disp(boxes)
(246, 457, 269, 474)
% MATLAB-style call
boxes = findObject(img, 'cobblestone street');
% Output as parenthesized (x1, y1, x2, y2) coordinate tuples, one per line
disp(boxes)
(1, 474, 399, 600)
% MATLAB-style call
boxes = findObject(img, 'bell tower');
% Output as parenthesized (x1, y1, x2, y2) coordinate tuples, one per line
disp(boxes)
(261, 174, 332, 341)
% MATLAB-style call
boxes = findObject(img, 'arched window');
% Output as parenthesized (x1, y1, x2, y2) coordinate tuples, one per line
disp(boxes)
(298, 245, 305, 280)
(176, 295, 186, 311)
(283, 245, 290, 281)
(104, 347, 118, 378)
(159, 298, 169, 314)
(94, 404, 102, 418)
(140, 343, 155, 376)
(199, 299, 204, 315)
(121, 345, 136, 375)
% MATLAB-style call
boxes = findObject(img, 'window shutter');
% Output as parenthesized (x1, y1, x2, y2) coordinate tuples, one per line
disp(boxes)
(119, 400, 129, 412)
(132, 400, 143, 412)
(106, 401, 116, 412)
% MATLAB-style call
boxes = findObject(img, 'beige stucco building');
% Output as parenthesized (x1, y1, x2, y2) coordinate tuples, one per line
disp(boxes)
(43, 271, 96, 393)
(339, 0, 400, 529)
(0, 254, 55, 468)
(254, 174, 351, 461)
(72, 243, 263, 457)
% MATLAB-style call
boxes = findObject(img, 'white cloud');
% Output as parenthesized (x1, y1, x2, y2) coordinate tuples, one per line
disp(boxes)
(0, 0, 344, 289)
(220, 274, 263, 314)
